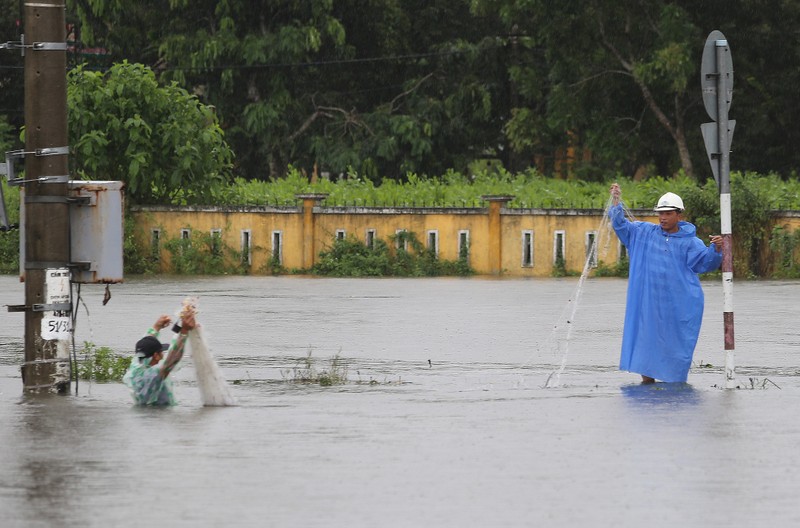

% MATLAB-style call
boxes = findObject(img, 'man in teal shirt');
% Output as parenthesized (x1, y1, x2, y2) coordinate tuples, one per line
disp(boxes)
(123, 312, 197, 405)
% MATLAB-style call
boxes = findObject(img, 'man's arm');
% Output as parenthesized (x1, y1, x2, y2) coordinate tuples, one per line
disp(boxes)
(159, 312, 197, 379)
(160, 333, 188, 379)
(687, 237, 723, 274)
(610, 182, 621, 206)
(147, 314, 171, 337)
(608, 182, 635, 247)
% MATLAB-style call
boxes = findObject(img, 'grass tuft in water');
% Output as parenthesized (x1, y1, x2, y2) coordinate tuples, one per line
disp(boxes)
(281, 349, 348, 386)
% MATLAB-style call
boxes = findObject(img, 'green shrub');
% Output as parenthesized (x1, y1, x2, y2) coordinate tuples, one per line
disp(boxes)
(261, 254, 287, 275)
(682, 173, 778, 277)
(769, 225, 800, 278)
(163, 227, 249, 275)
(0, 180, 20, 274)
(78, 341, 130, 382)
(0, 228, 19, 274)
(123, 214, 160, 275)
(312, 231, 473, 277)
(594, 256, 630, 277)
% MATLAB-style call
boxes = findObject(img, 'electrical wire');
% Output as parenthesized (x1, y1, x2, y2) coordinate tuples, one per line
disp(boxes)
(162, 47, 482, 72)
(69, 281, 93, 395)
(69, 282, 84, 394)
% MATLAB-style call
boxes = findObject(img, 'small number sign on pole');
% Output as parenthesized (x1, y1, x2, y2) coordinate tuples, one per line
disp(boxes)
(700, 30, 736, 389)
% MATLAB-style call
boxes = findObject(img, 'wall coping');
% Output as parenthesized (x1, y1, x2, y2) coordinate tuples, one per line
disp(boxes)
(130, 204, 800, 217)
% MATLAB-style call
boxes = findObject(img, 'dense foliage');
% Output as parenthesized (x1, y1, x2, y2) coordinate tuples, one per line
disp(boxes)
(67, 62, 234, 204)
(62, 0, 800, 183)
(0, 2, 798, 277)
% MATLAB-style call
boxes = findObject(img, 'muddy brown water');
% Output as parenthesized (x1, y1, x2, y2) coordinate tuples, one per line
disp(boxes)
(1, 275, 799, 527)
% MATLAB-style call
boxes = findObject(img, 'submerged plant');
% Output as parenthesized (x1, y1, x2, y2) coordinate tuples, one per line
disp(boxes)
(281, 349, 349, 386)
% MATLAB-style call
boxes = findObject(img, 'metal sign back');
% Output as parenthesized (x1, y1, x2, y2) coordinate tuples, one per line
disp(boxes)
(701, 120, 736, 186)
(701, 30, 734, 121)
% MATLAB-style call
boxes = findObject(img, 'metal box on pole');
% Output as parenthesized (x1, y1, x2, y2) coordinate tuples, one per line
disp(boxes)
(19, 180, 125, 284)
(69, 180, 124, 284)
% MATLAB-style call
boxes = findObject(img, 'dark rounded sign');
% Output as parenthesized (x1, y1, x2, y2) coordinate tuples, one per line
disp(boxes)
(701, 30, 734, 121)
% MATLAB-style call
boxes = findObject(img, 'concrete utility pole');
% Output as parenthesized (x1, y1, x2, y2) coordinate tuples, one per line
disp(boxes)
(21, 0, 71, 392)
(700, 30, 736, 389)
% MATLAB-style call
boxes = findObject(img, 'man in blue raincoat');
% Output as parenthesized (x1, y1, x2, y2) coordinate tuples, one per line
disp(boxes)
(609, 183, 722, 383)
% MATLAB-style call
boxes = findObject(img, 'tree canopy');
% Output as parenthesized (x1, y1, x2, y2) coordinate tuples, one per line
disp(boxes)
(30, 0, 800, 184)
(67, 62, 234, 204)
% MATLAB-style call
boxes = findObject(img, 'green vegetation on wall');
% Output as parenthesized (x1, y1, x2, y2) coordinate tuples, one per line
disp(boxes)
(0, 228, 19, 274)
(769, 225, 800, 279)
(0, 180, 19, 274)
(215, 168, 800, 211)
(162, 228, 250, 276)
(123, 214, 158, 275)
(312, 231, 473, 277)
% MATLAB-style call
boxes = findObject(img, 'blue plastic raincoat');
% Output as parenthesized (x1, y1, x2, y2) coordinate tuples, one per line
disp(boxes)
(609, 203, 722, 382)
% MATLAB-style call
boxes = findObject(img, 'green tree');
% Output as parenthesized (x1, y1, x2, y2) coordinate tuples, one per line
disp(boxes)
(475, 0, 702, 178)
(0, 0, 24, 144)
(695, 0, 800, 177)
(67, 61, 234, 203)
(69, 0, 509, 181)
(67, 0, 800, 181)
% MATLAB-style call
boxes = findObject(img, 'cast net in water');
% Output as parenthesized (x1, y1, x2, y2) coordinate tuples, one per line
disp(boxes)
(179, 298, 237, 406)
(539, 197, 637, 388)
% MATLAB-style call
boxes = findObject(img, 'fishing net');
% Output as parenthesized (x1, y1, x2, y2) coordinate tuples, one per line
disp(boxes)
(542, 195, 633, 388)
(179, 298, 237, 406)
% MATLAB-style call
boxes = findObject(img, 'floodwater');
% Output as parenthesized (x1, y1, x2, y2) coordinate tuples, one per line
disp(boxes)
(0, 274, 798, 528)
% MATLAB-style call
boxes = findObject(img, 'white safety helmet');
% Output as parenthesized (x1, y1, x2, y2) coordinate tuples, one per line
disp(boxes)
(654, 192, 684, 212)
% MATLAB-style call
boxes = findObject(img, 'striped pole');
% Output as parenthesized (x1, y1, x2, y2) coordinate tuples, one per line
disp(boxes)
(716, 40, 736, 388)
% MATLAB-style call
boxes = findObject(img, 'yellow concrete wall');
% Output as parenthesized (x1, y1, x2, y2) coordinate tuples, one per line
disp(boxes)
(314, 210, 491, 270)
(765, 213, 800, 270)
(773, 215, 800, 231)
(131, 205, 796, 277)
(134, 207, 305, 272)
